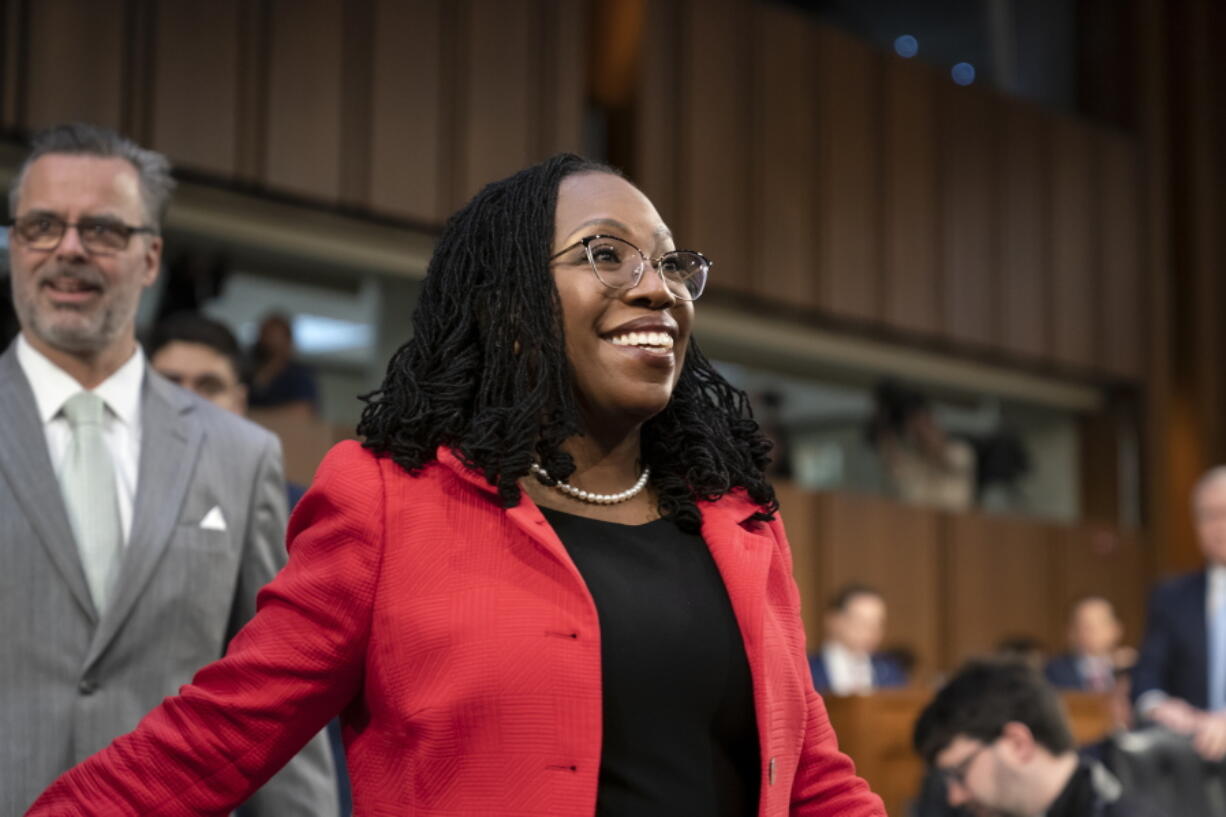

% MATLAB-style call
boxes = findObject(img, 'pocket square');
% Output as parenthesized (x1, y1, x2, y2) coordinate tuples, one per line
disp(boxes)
(199, 506, 227, 531)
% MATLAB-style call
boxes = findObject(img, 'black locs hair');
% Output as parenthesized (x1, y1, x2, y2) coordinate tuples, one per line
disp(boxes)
(357, 153, 777, 532)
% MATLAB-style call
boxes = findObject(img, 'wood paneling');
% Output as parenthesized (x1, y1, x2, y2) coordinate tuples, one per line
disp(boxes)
(999, 103, 1049, 360)
(1, 0, 21, 128)
(813, 492, 942, 680)
(1049, 116, 1098, 370)
(24, 0, 125, 130)
(150, 0, 241, 176)
(1099, 131, 1143, 378)
(883, 57, 940, 336)
(456, 0, 534, 204)
(944, 513, 1058, 666)
(938, 83, 998, 349)
(635, 0, 681, 226)
(815, 25, 880, 322)
(537, 0, 586, 158)
(265, 0, 344, 200)
(369, 0, 445, 222)
(1054, 525, 1147, 651)
(751, 3, 819, 309)
(679, 0, 751, 295)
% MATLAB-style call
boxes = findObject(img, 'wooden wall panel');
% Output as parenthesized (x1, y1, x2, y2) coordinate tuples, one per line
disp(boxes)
(945, 513, 1058, 666)
(1049, 116, 1098, 370)
(265, 0, 344, 201)
(24, 0, 125, 130)
(751, 3, 819, 310)
(938, 83, 998, 349)
(150, 0, 241, 176)
(999, 104, 1049, 360)
(815, 25, 880, 322)
(1054, 525, 1148, 653)
(537, 0, 586, 157)
(1098, 131, 1143, 379)
(814, 492, 943, 681)
(456, 0, 534, 205)
(3, 0, 25, 128)
(635, 0, 680, 228)
(882, 57, 940, 336)
(369, 0, 445, 222)
(680, 0, 752, 295)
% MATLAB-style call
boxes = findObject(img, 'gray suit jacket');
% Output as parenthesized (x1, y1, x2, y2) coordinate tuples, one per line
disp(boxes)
(0, 343, 338, 816)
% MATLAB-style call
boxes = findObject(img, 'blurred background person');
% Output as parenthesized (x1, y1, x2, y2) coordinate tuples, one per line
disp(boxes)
(147, 311, 247, 414)
(246, 311, 319, 416)
(1045, 596, 1128, 692)
(1133, 466, 1226, 762)
(867, 379, 975, 512)
(811, 584, 908, 695)
(914, 660, 1158, 817)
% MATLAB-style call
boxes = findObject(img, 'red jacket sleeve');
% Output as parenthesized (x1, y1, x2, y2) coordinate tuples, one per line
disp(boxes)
(769, 516, 886, 817)
(26, 441, 384, 817)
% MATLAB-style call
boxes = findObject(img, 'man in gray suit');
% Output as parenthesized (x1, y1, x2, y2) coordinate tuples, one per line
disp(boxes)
(0, 123, 337, 815)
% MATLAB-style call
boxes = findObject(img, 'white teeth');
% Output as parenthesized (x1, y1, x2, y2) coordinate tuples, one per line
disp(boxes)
(608, 331, 674, 349)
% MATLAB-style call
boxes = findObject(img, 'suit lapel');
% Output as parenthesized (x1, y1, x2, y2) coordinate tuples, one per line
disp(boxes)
(700, 495, 773, 661)
(0, 345, 97, 622)
(86, 370, 203, 666)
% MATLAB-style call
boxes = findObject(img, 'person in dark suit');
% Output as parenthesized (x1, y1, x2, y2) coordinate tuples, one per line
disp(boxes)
(809, 583, 908, 694)
(915, 660, 1160, 817)
(1045, 596, 1126, 691)
(0, 123, 336, 815)
(1133, 466, 1226, 761)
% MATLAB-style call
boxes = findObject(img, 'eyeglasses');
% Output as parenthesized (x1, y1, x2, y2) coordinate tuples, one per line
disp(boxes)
(936, 742, 989, 788)
(9, 213, 157, 254)
(550, 234, 711, 301)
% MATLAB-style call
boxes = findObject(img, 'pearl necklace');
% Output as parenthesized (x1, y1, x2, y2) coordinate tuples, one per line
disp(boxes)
(529, 462, 651, 505)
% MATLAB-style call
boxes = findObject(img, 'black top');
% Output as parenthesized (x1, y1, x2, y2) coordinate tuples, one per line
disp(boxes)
(540, 507, 760, 817)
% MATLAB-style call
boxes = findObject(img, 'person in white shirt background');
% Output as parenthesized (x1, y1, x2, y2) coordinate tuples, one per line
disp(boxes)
(809, 583, 909, 695)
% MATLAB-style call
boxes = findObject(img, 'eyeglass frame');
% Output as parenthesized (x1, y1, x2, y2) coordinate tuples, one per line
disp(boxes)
(549, 233, 712, 301)
(8, 212, 159, 255)
(935, 740, 991, 789)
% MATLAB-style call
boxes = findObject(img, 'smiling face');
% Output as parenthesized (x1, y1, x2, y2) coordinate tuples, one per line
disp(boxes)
(9, 154, 161, 360)
(550, 172, 694, 432)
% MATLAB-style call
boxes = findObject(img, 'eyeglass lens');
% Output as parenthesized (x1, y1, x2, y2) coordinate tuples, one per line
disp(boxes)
(585, 236, 707, 300)
(14, 214, 134, 253)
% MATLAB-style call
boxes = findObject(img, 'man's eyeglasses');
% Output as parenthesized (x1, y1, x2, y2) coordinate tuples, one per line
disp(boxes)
(550, 234, 711, 301)
(9, 213, 157, 255)
(936, 742, 989, 788)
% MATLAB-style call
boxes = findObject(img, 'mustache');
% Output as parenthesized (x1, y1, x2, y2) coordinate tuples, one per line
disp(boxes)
(37, 267, 105, 289)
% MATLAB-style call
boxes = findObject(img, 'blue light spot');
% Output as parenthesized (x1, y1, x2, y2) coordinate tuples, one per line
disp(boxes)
(894, 35, 919, 58)
(951, 62, 976, 86)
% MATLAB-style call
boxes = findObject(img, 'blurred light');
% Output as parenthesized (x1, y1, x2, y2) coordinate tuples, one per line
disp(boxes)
(893, 35, 919, 58)
(951, 62, 976, 86)
(292, 314, 373, 355)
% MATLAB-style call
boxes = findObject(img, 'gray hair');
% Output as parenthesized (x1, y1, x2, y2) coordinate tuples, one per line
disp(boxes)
(8, 122, 176, 231)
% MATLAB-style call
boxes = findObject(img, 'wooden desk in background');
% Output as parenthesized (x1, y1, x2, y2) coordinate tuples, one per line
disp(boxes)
(823, 689, 1116, 816)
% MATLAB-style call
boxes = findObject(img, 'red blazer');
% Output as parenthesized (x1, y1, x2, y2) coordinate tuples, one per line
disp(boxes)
(27, 442, 883, 817)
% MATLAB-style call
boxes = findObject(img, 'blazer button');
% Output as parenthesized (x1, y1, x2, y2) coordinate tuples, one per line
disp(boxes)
(78, 678, 99, 695)
(768, 756, 776, 785)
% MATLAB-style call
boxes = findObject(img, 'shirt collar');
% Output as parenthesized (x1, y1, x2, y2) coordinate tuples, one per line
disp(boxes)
(1210, 564, 1226, 590)
(15, 333, 145, 427)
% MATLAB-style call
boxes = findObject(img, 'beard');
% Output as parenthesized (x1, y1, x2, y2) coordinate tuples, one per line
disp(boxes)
(13, 264, 135, 355)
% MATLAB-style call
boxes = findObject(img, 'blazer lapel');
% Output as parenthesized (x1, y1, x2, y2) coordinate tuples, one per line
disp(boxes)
(86, 370, 203, 667)
(0, 345, 97, 622)
(700, 494, 774, 660)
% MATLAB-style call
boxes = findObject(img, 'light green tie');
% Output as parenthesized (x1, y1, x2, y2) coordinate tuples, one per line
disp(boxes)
(60, 391, 122, 611)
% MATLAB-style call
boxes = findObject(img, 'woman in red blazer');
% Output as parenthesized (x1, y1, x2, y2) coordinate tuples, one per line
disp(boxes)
(27, 156, 883, 816)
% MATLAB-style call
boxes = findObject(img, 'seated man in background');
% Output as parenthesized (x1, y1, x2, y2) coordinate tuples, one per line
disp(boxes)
(1133, 466, 1226, 761)
(1046, 596, 1128, 691)
(914, 660, 1158, 817)
(810, 583, 907, 694)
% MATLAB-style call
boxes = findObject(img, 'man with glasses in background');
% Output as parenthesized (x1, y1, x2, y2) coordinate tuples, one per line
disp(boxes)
(0, 122, 337, 815)
(913, 661, 1157, 817)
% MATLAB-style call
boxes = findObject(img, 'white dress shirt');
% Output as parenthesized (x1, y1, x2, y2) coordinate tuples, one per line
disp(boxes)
(16, 334, 144, 543)
(822, 641, 875, 695)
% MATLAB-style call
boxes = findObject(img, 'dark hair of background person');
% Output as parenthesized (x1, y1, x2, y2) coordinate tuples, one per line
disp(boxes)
(913, 659, 1074, 766)
(356, 152, 777, 533)
(7, 122, 176, 230)
(866, 377, 930, 445)
(146, 311, 243, 380)
(827, 582, 884, 613)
